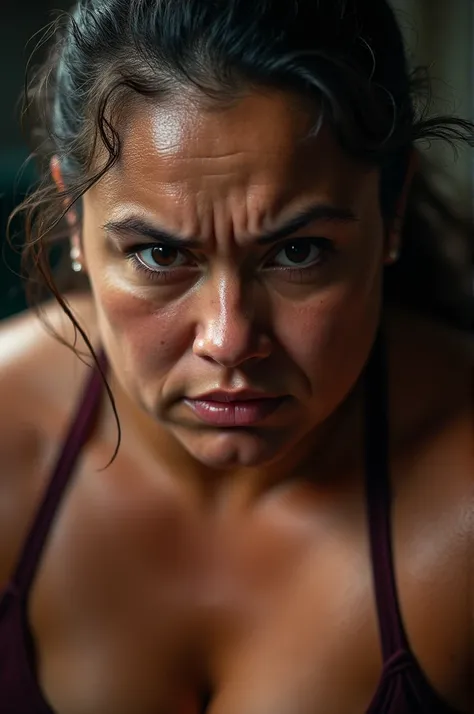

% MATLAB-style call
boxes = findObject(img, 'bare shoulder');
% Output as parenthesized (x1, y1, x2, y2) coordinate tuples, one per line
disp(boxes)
(386, 306, 473, 485)
(0, 292, 98, 428)
(0, 293, 98, 585)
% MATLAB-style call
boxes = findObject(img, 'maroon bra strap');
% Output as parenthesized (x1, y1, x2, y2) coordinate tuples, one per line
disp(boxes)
(364, 326, 410, 661)
(11, 350, 107, 598)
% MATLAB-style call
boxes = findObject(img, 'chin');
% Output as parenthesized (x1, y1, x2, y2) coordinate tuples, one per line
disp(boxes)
(173, 426, 293, 470)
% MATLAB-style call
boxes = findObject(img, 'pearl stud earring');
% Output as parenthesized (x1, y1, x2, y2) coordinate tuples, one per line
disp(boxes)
(70, 246, 82, 273)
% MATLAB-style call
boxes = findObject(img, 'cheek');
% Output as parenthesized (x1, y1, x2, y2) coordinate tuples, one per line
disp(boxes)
(92, 282, 191, 376)
(272, 221, 384, 364)
(275, 275, 381, 393)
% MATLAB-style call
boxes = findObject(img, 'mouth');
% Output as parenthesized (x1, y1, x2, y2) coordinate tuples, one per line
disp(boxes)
(184, 392, 288, 427)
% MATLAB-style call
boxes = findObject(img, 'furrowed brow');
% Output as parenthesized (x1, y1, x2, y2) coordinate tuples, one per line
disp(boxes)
(256, 203, 359, 245)
(102, 203, 358, 248)
(102, 217, 201, 249)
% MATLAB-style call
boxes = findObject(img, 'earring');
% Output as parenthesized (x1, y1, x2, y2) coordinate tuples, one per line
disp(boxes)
(385, 240, 400, 265)
(388, 246, 400, 265)
(70, 245, 83, 273)
(387, 246, 399, 265)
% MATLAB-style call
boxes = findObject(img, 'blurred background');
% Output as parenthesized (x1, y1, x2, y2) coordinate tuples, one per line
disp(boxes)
(0, 0, 473, 319)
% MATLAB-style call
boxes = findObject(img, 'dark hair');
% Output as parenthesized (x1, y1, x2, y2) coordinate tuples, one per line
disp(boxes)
(8, 0, 474, 452)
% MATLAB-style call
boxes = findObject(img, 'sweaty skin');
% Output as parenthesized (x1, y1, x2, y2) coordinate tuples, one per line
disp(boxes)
(81, 91, 384, 483)
(0, 88, 472, 714)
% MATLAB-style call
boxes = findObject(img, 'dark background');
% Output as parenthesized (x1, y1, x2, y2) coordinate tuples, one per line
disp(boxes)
(0, 0, 71, 319)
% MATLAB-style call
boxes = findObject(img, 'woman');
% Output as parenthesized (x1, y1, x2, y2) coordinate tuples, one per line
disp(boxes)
(0, 0, 472, 712)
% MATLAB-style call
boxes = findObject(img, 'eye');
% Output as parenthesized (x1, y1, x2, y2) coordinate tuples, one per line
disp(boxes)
(135, 244, 189, 271)
(269, 238, 330, 269)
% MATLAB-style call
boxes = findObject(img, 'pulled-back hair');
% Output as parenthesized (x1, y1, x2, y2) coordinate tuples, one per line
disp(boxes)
(10, 0, 474, 335)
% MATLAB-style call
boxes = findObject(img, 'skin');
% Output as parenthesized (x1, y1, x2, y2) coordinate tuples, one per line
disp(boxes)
(75, 91, 386, 484)
(0, 88, 472, 714)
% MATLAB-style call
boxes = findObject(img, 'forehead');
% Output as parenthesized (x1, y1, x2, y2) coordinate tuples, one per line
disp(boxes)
(92, 89, 376, 218)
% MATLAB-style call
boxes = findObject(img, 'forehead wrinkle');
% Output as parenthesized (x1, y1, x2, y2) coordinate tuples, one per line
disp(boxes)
(88, 91, 377, 250)
(92, 154, 367, 241)
(115, 146, 299, 187)
(108, 109, 339, 199)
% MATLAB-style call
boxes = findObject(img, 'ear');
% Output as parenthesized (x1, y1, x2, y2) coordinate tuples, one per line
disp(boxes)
(384, 150, 419, 265)
(50, 156, 86, 273)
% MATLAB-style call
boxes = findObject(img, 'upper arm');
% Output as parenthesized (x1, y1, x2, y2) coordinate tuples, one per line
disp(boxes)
(0, 304, 82, 586)
(0, 297, 98, 586)
(0, 311, 51, 585)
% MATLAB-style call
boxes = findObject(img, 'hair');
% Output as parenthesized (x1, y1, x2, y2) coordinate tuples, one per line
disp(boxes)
(7, 0, 474, 459)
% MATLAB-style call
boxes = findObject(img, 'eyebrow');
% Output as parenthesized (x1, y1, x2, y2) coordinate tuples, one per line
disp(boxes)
(102, 203, 359, 249)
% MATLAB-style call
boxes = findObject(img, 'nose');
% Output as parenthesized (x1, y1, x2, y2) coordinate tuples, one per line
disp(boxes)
(192, 273, 272, 368)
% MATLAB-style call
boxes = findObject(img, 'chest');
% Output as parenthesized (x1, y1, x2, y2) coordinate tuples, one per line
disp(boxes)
(27, 453, 469, 714)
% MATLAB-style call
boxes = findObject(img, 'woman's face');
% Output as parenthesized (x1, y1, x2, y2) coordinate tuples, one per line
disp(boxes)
(80, 89, 386, 470)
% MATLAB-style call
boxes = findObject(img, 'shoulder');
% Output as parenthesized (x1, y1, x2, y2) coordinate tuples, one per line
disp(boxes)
(0, 293, 98, 584)
(0, 292, 99, 431)
(385, 312, 474, 701)
(386, 307, 473, 451)
(383, 308, 472, 534)
(385, 307, 473, 533)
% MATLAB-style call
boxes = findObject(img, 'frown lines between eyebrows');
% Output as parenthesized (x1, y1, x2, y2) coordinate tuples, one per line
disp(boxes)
(102, 217, 202, 249)
(102, 203, 359, 249)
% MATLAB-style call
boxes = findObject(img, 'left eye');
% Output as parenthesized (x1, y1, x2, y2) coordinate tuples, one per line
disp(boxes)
(270, 239, 327, 268)
(135, 245, 189, 270)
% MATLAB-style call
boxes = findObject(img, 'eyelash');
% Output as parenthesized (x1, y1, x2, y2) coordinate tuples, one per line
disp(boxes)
(125, 248, 197, 285)
(125, 237, 335, 284)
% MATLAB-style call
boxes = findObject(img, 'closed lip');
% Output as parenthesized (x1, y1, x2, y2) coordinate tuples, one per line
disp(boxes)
(187, 390, 282, 403)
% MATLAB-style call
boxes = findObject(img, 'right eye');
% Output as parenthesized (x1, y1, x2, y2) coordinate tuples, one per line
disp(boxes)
(133, 244, 190, 271)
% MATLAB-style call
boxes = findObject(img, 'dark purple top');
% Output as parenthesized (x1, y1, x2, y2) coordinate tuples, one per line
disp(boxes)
(0, 334, 466, 713)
